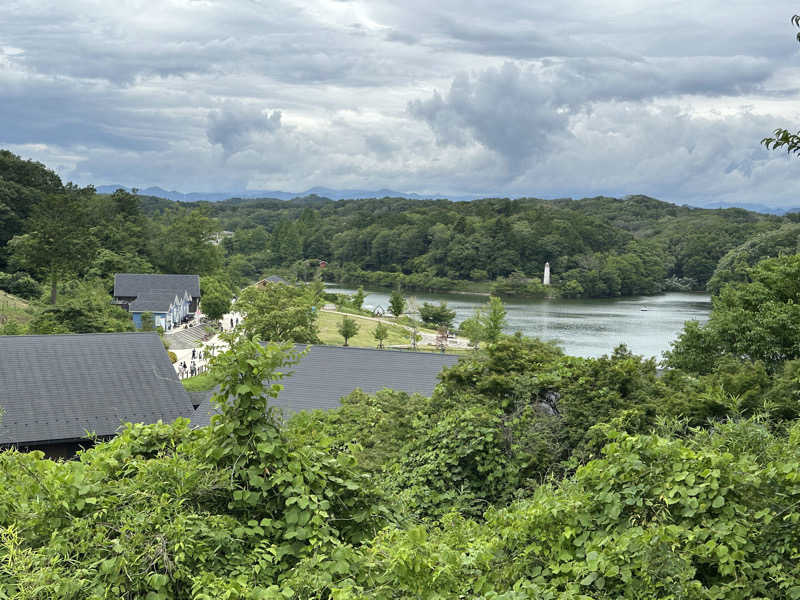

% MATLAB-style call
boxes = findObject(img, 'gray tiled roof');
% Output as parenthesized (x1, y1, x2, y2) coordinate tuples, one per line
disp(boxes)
(114, 273, 200, 298)
(193, 345, 460, 425)
(0, 333, 197, 446)
(260, 275, 289, 285)
(129, 290, 180, 313)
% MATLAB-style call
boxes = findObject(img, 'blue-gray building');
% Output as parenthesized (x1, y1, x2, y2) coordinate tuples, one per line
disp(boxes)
(113, 274, 200, 331)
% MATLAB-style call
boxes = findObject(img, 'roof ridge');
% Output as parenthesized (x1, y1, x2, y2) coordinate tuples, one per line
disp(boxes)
(0, 332, 160, 340)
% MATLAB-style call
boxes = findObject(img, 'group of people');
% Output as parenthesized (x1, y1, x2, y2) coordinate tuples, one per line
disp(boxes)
(174, 311, 240, 379)
(176, 348, 209, 379)
(177, 359, 202, 379)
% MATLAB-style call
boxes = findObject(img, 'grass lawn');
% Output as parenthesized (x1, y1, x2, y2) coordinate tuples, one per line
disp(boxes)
(181, 372, 216, 391)
(0, 290, 34, 327)
(318, 310, 412, 348)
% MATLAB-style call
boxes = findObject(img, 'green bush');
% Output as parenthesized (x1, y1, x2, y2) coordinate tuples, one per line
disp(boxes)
(0, 271, 41, 300)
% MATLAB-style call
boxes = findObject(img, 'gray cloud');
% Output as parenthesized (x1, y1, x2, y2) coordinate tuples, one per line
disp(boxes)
(408, 57, 776, 162)
(0, 0, 799, 206)
(207, 106, 282, 154)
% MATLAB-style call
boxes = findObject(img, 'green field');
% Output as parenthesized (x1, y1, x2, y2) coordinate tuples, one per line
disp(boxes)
(318, 310, 413, 348)
(181, 372, 216, 391)
(0, 290, 33, 327)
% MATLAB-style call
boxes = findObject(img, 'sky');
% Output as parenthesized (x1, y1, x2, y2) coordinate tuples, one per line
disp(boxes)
(2, 0, 800, 206)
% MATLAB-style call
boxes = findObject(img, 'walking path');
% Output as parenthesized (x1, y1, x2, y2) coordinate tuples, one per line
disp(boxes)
(170, 310, 242, 378)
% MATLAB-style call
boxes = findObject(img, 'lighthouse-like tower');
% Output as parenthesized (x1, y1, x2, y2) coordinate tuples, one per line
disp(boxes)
(543, 262, 551, 286)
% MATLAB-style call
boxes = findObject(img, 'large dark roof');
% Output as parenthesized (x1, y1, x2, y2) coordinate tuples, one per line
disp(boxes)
(128, 290, 180, 313)
(114, 273, 200, 298)
(193, 345, 460, 425)
(258, 275, 289, 285)
(0, 333, 197, 446)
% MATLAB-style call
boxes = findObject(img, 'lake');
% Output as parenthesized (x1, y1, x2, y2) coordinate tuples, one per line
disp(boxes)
(325, 285, 712, 359)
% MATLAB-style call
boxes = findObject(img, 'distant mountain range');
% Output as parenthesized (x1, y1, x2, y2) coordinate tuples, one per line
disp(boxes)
(96, 185, 800, 215)
(691, 201, 800, 216)
(95, 185, 482, 203)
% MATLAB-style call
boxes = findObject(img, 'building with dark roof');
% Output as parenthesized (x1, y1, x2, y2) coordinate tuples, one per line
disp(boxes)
(257, 275, 289, 286)
(113, 274, 200, 330)
(0, 332, 197, 457)
(193, 345, 460, 425)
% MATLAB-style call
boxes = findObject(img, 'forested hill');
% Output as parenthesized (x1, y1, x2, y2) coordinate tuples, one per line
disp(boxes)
(187, 192, 791, 298)
(1, 148, 795, 300)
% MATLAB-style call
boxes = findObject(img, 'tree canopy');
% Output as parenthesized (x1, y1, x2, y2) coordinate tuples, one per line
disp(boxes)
(236, 283, 320, 343)
(667, 254, 800, 373)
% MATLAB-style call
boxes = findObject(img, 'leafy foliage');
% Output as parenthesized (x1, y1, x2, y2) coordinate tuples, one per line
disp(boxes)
(667, 254, 800, 373)
(338, 316, 359, 346)
(9, 186, 97, 304)
(372, 322, 388, 349)
(387, 289, 405, 317)
(419, 301, 456, 329)
(236, 283, 319, 343)
(27, 280, 135, 334)
(0, 339, 387, 598)
(340, 421, 800, 599)
(200, 276, 233, 322)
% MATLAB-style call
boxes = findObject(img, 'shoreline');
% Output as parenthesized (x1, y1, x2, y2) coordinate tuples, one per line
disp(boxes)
(326, 280, 708, 302)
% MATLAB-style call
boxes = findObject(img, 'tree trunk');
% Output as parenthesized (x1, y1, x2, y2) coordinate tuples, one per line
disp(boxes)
(50, 271, 58, 305)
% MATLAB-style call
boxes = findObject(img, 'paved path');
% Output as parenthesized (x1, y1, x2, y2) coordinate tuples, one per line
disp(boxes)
(171, 310, 242, 378)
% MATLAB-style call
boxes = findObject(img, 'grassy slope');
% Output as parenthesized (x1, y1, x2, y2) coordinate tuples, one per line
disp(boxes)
(318, 310, 411, 348)
(181, 372, 216, 391)
(0, 290, 33, 326)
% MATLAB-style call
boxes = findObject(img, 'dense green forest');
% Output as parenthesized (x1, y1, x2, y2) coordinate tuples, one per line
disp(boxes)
(2, 148, 798, 315)
(3, 252, 800, 597)
(197, 193, 793, 298)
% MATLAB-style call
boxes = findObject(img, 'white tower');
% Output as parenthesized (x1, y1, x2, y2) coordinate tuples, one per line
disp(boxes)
(543, 262, 551, 286)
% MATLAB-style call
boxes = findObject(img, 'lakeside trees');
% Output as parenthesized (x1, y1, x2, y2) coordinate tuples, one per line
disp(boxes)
(201, 193, 785, 299)
(667, 254, 800, 373)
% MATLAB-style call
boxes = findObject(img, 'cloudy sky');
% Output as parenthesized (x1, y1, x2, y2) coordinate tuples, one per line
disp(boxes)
(2, 0, 800, 206)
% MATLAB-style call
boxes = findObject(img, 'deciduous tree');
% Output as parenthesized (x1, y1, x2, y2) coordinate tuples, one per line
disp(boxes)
(419, 301, 456, 330)
(236, 283, 319, 343)
(373, 321, 389, 349)
(200, 276, 233, 322)
(389, 288, 405, 317)
(339, 316, 359, 346)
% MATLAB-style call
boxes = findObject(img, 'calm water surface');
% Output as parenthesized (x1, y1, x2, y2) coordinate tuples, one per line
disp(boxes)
(326, 285, 711, 359)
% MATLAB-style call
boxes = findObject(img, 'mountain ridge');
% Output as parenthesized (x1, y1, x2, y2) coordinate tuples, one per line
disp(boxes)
(95, 185, 800, 215)
(95, 184, 482, 203)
